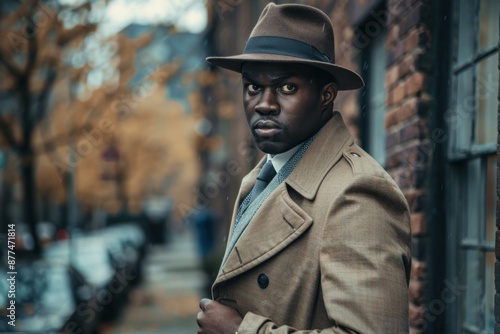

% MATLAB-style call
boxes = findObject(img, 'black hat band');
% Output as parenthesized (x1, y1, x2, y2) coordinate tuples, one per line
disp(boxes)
(243, 36, 332, 63)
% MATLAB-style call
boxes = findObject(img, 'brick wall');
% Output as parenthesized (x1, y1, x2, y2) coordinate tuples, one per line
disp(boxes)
(384, 0, 432, 332)
(306, 0, 361, 138)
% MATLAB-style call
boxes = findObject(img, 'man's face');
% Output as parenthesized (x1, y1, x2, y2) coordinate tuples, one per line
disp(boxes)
(241, 62, 335, 155)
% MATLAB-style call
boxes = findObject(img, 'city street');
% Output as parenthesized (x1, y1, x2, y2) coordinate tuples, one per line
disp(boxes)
(100, 231, 206, 333)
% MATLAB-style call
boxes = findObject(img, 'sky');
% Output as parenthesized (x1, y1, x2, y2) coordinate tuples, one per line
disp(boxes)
(100, 0, 208, 35)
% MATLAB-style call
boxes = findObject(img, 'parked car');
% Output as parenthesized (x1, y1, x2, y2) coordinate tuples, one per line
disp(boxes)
(0, 222, 146, 333)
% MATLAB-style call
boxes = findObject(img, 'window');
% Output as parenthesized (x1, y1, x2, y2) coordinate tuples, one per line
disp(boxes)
(359, 14, 387, 166)
(446, 0, 498, 333)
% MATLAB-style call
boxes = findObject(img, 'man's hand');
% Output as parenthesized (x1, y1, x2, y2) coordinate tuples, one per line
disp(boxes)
(197, 298, 243, 334)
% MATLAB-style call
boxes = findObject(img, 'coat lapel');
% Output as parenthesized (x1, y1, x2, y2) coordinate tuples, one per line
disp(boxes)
(216, 185, 313, 283)
(225, 162, 263, 239)
(216, 112, 354, 284)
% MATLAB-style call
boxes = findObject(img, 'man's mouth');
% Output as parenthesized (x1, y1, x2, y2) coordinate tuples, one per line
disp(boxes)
(253, 120, 281, 137)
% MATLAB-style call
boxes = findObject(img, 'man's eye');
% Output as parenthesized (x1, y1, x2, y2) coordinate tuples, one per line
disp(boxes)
(247, 84, 260, 93)
(279, 84, 296, 92)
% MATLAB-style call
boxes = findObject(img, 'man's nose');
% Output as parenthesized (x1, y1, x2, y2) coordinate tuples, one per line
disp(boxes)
(255, 88, 278, 115)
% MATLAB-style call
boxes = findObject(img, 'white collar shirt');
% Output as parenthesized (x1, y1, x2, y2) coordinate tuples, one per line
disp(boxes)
(266, 142, 304, 174)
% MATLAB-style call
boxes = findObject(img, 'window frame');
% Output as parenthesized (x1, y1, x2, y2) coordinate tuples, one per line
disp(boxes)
(357, 4, 388, 167)
(445, 0, 498, 333)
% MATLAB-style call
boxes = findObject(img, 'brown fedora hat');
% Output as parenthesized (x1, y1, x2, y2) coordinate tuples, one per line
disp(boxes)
(206, 2, 364, 91)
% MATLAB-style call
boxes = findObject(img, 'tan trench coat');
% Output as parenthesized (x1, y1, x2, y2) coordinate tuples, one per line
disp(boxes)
(213, 112, 412, 334)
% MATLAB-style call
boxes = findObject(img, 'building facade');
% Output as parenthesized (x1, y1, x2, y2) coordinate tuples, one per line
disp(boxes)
(204, 0, 499, 332)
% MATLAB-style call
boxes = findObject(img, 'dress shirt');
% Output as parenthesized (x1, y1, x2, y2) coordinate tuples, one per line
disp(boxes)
(267, 142, 304, 174)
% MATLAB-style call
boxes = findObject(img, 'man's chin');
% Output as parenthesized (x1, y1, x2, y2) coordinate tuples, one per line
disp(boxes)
(255, 141, 286, 155)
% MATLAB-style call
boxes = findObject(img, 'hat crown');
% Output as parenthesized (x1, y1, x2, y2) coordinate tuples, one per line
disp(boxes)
(205, 2, 364, 90)
(249, 3, 335, 63)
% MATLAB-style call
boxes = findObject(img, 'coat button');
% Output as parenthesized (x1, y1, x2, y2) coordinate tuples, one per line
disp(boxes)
(257, 274, 269, 289)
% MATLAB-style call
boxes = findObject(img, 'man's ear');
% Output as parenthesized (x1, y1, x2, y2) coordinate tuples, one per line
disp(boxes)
(321, 83, 338, 109)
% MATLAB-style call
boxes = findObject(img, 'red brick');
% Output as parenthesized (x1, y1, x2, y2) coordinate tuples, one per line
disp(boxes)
(398, 168, 427, 190)
(398, 168, 414, 189)
(410, 327, 423, 334)
(404, 189, 426, 212)
(406, 72, 426, 96)
(387, 41, 405, 67)
(386, 65, 399, 89)
(388, 0, 409, 25)
(385, 130, 399, 150)
(411, 260, 427, 280)
(411, 213, 427, 236)
(400, 3, 423, 36)
(386, 151, 402, 169)
(404, 29, 421, 53)
(384, 108, 399, 129)
(386, 24, 400, 48)
(397, 97, 419, 123)
(409, 282, 425, 304)
(392, 81, 406, 105)
(386, 89, 394, 107)
(400, 119, 426, 143)
(409, 304, 425, 327)
(400, 54, 416, 79)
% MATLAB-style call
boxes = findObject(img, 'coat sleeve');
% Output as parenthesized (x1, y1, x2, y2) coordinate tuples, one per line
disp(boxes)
(236, 174, 412, 334)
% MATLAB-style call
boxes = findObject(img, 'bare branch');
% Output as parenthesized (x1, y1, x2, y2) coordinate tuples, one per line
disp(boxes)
(0, 116, 19, 149)
(23, 28, 37, 78)
(23, 1, 38, 77)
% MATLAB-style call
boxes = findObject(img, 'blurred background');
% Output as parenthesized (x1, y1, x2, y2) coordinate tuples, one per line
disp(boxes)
(0, 0, 498, 333)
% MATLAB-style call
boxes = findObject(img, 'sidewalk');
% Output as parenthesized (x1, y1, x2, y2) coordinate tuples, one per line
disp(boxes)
(100, 231, 206, 333)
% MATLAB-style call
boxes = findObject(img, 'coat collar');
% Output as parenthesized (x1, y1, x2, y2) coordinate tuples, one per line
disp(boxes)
(239, 111, 353, 200)
(227, 111, 353, 236)
(285, 111, 353, 200)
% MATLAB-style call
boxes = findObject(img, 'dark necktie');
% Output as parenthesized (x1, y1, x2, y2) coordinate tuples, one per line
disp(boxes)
(248, 160, 276, 204)
(233, 160, 276, 234)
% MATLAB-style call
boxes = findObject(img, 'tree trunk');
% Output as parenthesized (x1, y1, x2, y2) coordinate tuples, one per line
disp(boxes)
(19, 72, 41, 256)
(21, 153, 41, 256)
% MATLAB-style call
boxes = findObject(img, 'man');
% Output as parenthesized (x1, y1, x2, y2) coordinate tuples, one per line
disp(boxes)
(197, 3, 411, 333)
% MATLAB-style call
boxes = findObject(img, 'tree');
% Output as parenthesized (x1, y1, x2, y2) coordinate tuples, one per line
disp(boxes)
(1, 1, 209, 254)
(0, 0, 99, 255)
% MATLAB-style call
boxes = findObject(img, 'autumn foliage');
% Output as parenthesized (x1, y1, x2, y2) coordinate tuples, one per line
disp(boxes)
(0, 0, 208, 253)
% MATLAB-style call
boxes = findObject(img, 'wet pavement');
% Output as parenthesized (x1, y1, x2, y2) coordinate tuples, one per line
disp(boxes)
(100, 231, 206, 334)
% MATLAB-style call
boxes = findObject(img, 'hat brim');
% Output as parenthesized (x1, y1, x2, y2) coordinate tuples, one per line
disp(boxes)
(206, 53, 364, 91)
